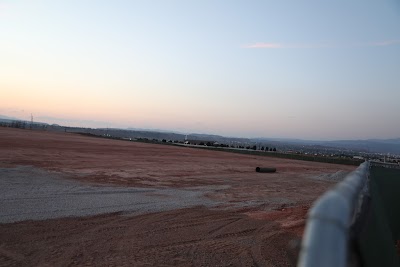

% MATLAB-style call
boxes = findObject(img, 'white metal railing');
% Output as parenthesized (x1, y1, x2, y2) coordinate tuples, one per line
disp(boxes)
(297, 161, 370, 267)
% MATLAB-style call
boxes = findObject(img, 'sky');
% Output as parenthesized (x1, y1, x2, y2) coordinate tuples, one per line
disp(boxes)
(1, 0, 399, 140)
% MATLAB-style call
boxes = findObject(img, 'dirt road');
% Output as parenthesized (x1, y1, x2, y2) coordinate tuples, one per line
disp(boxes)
(0, 128, 355, 266)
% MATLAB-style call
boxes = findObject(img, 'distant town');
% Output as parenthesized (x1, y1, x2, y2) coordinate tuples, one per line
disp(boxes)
(1, 118, 399, 166)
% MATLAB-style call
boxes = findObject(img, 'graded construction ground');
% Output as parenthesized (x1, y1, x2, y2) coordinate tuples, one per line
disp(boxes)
(0, 128, 356, 266)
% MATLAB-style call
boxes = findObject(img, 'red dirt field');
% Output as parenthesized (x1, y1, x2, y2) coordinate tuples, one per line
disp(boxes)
(0, 127, 356, 266)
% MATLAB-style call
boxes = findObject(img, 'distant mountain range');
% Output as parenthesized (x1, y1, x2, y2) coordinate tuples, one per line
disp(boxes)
(252, 137, 400, 154)
(0, 115, 49, 126)
(179, 134, 400, 154)
(126, 127, 187, 135)
(0, 115, 19, 121)
(1, 114, 399, 155)
(322, 139, 400, 154)
(186, 133, 250, 144)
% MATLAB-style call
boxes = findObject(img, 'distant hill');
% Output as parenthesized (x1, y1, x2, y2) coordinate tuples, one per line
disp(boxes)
(0, 115, 19, 121)
(0, 115, 49, 127)
(188, 133, 250, 143)
(2, 114, 398, 154)
(252, 137, 400, 154)
(92, 129, 400, 154)
(322, 139, 400, 154)
(96, 128, 186, 141)
(126, 127, 185, 134)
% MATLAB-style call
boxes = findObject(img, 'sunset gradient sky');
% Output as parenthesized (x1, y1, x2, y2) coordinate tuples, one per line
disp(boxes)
(1, 0, 399, 140)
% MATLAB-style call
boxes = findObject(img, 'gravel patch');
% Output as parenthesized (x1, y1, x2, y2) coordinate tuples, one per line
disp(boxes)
(0, 166, 221, 223)
(311, 170, 349, 182)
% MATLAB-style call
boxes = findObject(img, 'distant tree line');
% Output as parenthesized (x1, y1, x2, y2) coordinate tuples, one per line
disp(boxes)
(0, 120, 28, 129)
(0, 120, 49, 130)
(133, 137, 278, 152)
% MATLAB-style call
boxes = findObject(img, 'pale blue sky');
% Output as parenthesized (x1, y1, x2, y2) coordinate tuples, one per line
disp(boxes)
(1, 0, 399, 140)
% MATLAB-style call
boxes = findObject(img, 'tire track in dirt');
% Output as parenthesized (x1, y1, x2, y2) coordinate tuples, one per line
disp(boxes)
(0, 206, 304, 266)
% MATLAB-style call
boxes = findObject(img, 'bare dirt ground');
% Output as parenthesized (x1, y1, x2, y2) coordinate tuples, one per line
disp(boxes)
(0, 128, 356, 266)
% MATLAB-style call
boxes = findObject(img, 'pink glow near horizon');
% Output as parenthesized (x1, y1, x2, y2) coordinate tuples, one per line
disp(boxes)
(1, 1, 399, 140)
